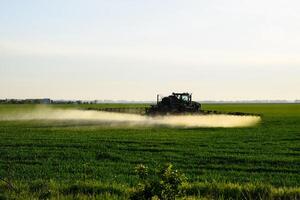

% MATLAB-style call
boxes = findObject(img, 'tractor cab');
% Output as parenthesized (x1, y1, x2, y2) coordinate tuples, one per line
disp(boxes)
(172, 93, 192, 104)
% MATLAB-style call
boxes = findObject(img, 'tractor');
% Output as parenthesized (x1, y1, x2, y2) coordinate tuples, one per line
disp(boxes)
(146, 92, 201, 115)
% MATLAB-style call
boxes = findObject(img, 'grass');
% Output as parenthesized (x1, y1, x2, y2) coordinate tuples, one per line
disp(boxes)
(0, 103, 299, 199)
(1, 180, 300, 199)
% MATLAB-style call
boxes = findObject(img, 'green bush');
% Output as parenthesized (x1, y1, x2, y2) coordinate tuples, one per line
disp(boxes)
(130, 163, 187, 200)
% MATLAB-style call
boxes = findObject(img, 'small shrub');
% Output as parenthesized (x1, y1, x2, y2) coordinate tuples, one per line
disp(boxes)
(135, 164, 149, 180)
(130, 163, 187, 200)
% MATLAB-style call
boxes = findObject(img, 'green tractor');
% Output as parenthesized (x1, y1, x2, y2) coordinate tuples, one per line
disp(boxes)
(146, 93, 201, 115)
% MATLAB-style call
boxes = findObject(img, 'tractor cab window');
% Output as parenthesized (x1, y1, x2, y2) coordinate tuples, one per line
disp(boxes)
(181, 95, 189, 102)
(172, 93, 191, 103)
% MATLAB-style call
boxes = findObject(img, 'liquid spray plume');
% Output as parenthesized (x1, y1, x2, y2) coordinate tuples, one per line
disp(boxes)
(0, 108, 261, 128)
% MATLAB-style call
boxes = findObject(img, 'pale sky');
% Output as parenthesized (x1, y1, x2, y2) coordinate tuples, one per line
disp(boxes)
(0, 0, 299, 101)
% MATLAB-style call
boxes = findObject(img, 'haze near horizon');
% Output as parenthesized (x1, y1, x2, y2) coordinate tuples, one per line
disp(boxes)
(0, 0, 299, 101)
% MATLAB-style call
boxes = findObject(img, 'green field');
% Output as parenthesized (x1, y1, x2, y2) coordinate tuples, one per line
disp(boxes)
(0, 104, 300, 199)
